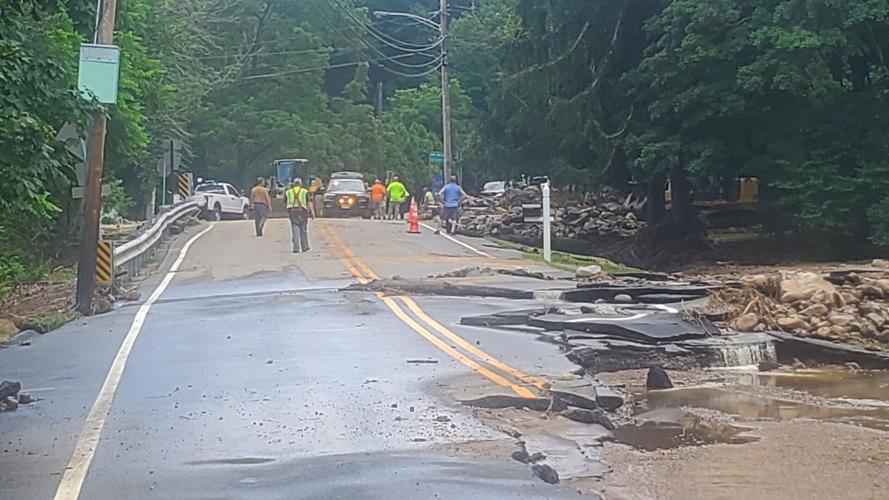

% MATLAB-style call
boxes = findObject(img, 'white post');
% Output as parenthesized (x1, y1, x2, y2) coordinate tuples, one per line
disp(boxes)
(542, 181, 552, 263)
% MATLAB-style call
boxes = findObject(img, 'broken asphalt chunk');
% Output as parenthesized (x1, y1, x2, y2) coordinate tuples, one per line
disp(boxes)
(461, 395, 567, 412)
(560, 408, 616, 430)
(0, 381, 21, 399)
(594, 386, 624, 411)
(531, 464, 560, 484)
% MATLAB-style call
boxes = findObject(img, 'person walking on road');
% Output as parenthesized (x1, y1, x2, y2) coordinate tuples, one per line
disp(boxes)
(249, 177, 272, 237)
(386, 176, 409, 220)
(437, 175, 467, 235)
(286, 177, 311, 253)
(370, 178, 387, 220)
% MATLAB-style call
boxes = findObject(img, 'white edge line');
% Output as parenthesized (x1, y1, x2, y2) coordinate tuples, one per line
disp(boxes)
(53, 223, 214, 500)
(419, 222, 493, 258)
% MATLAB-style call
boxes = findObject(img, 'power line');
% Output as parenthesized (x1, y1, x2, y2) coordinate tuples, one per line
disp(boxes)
(327, 0, 445, 53)
(373, 61, 443, 79)
(240, 52, 436, 81)
(316, 5, 443, 72)
(193, 47, 357, 61)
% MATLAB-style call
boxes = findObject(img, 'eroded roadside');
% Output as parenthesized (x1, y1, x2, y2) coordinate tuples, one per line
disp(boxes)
(359, 263, 889, 499)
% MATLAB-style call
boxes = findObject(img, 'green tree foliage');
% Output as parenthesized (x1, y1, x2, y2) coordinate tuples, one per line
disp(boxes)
(454, 0, 889, 246)
(0, 2, 90, 244)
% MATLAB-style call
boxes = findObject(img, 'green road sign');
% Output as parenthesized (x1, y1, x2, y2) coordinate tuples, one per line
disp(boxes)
(429, 151, 444, 165)
(78, 44, 121, 104)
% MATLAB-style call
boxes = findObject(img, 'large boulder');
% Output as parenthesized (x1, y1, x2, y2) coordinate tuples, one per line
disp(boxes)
(779, 272, 837, 304)
(777, 316, 810, 331)
(735, 313, 760, 332)
(575, 265, 603, 279)
(646, 366, 673, 390)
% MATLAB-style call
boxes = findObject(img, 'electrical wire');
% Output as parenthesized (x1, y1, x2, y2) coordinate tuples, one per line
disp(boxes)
(329, 0, 443, 50)
(327, 0, 445, 53)
(239, 52, 438, 81)
(373, 60, 443, 79)
(315, 6, 443, 72)
(193, 47, 357, 61)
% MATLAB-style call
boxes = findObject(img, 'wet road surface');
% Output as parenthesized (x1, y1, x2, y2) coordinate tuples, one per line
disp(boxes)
(0, 218, 588, 499)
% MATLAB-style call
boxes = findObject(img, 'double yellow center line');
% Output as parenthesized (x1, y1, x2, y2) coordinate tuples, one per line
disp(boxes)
(316, 221, 548, 398)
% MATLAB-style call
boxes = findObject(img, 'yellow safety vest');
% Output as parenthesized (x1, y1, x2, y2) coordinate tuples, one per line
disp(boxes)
(286, 187, 308, 209)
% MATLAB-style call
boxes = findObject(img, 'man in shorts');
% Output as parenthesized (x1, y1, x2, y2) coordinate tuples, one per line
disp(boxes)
(437, 176, 467, 235)
(369, 178, 387, 220)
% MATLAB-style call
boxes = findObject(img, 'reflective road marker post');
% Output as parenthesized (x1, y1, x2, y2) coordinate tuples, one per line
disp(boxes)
(542, 181, 552, 263)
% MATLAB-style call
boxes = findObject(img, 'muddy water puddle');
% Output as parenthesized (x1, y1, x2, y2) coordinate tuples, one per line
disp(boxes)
(639, 369, 889, 433)
(613, 408, 759, 451)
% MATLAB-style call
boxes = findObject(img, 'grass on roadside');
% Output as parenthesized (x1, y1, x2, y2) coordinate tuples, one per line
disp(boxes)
(21, 310, 81, 333)
(489, 237, 641, 275)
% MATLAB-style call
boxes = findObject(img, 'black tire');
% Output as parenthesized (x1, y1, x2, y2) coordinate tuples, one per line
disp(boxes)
(242, 206, 249, 220)
(213, 204, 222, 221)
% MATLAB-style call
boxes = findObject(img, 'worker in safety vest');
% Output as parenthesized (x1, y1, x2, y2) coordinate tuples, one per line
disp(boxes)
(386, 176, 409, 220)
(286, 177, 311, 253)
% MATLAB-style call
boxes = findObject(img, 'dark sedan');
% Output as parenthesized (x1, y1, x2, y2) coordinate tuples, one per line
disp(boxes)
(322, 178, 371, 218)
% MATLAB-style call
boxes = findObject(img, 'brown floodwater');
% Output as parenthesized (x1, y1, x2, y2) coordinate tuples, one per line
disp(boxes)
(639, 369, 889, 432)
(728, 369, 889, 403)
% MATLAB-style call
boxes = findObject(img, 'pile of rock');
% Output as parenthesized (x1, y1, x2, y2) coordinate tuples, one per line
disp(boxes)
(717, 268, 889, 347)
(457, 187, 645, 240)
(0, 381, 34, 412)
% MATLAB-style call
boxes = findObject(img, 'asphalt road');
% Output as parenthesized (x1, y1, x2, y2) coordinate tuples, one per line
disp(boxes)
(0, 218, 589, 499)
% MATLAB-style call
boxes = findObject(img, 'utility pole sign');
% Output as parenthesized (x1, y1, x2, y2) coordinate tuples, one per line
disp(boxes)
(77, 44, 121, 104)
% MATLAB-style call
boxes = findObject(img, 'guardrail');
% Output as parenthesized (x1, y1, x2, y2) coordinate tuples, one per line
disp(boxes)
(114, 201, 200, 280)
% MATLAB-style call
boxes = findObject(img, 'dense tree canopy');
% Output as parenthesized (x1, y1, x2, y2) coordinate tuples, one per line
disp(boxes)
(3, 0, 889, 281)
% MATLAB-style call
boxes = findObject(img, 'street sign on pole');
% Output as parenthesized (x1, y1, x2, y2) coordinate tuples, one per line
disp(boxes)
(429, 151, 444, 166)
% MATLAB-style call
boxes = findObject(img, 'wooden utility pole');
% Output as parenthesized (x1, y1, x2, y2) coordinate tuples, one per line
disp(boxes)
(75, 0, 118, 314)
(440, 0, 453, 182)
(375, 81, 384, 118)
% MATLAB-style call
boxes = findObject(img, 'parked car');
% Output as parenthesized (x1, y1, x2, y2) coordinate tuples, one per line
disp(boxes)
(480, 181, 508, 197)
(191, 182, 250, 220)
(323, 173, 370, 218)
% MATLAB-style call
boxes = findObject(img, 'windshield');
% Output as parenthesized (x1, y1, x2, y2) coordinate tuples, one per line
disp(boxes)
(328, 179, 366, 192)
(196, 184, 225, 194)
(483, 181, 506, 192)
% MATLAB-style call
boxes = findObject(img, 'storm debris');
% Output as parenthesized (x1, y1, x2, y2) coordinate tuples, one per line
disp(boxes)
(406, 359, 439, 364)
(560, 408, 616, 430)
(646, 367, 674, 390)
(457, 186, 644, 241)
(531, 464, 560, 484)
(0, 381, 35, 412)
(430, 266, 554, 281)
(705, 270, 889, 350)
(461, 395, 567, 412)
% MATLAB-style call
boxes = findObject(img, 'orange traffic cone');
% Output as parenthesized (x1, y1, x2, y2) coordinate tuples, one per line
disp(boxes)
(407, 199, 421, 234)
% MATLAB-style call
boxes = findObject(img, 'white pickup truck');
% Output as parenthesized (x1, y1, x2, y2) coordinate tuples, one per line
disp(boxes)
(191, 182, 250, 220)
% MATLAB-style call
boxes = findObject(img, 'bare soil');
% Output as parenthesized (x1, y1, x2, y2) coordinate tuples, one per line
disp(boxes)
(0, 281, 76, 337)
(594, 420, 889, 500)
